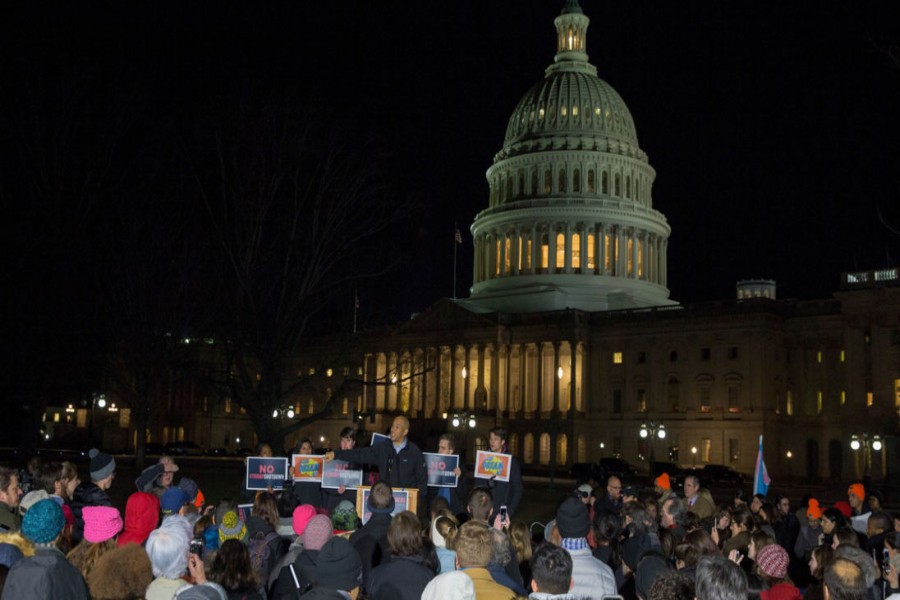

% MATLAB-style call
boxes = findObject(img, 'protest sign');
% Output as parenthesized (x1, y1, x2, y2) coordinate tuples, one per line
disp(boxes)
(356, 486, 417, 524)
(245, 456, 289, 490)
(322, 459, 363, 490)
(473, 450, 512, 482)
(424, 453, 458, 487)
(291, 454, 325, 483)
(370, 432, 391, 446)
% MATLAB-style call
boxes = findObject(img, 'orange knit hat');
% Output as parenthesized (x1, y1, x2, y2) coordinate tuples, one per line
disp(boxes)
(807, 498, 823, 519)
(848, 483, 865, 502)
(654, 472, 671, 491)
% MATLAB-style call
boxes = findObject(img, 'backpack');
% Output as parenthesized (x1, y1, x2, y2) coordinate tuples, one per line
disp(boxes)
(249, 530, 281, 583)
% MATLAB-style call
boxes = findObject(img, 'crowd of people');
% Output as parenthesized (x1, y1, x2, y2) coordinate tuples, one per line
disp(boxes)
(0, 425, 897, 600)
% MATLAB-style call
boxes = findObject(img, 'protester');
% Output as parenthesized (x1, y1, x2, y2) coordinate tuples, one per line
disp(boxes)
(592, 510, 623, 572)
(208, 539, 264, 600)
(246, 491, 284, 585)
(805, 544, 833, 600)
(847, 483, 872, 536)
(635, 552, 671, 600)
(146, 518, 193, 599)
(3, 498, 89, 600)
(313, 536, 363, 598)
(118, 491, 161, 547)
(794, 498, 823, 561)
(754, 543, 800, 600)
(487, 527, 527, 595)
(694, 555, 747, 600)
(823, 557, 867, 600)
(0, 467, 21, 532)
(554, 496, 617, 598)
(67, 505, 123, 581)
(161, 487, 191, 518)
(528, 542, 575, 599)
(509, 518, 533, 588)
(653, 473, 674, 503)
(331, 499, 359, 535)
(455, 520, 517, 599)
(87, 541, 154, 600)
(367, 510, 435, 599)
(421, 569, 476, 600)
(722, 505, 753, 557)
(349, 480, 394, 586)
(70, 449, 116, 544)
(599, 475, 624, 515)
(426, 433, 468, 518)
(683, 475, 714, 521)
(485, 427, 524, 519)
(287, 439, 323, 510)
(321, 428, 361, 512)
(432, 511, 460, 574)
(269, 513, 333, 600)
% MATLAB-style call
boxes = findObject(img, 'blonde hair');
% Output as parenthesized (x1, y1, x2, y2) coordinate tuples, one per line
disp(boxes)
(455, 521, 492, 568)
(508, 519, 532, 562)
(433, 513, 460, 551)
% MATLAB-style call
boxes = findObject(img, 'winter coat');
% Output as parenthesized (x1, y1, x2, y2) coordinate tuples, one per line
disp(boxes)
(269, 548, 319, 600)
(88, 542, 154, 600)
(463, 567, 517, 600)
(569, 546, 617, 599)
(761, 582, 803, 600)
(487, 457, 524, 518)
(349, 513, 393, 587)
(118, 492, 161, 547)
(1, 547, 89, 600)
(70, 482, 113, 544)
(335, 440, 428, 514)
(367, 555, 436, 600)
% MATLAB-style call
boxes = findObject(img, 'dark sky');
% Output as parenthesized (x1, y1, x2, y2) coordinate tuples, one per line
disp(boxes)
(4, 0, 900, 318)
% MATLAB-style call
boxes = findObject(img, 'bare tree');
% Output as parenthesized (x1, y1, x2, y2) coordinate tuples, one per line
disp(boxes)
(193, 98, 406, 449)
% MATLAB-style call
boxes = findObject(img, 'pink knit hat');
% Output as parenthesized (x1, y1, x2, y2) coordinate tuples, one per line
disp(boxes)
(83, 506, 124, 543)
(293, 504, 317, 536)
(756, 544, 789, 580)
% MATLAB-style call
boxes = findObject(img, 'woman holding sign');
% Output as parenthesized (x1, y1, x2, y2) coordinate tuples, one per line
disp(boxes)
(287, 439, 323, 510)
(486, 427, 523, 520)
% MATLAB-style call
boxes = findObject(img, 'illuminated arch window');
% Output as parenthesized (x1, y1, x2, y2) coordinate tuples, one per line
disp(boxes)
(627, 238, 634, 275)
(556, 232, 565, 269)
(541, 234, 549, 269)
(572, 232, 581, 269)
(539, 433, 551, 465)
(577, 435, 587, 462)
(504, 235, 512, 273)
(510, 433, 519, 457)
(587, 233, 595, 269)
(524, 433, 534, 463)
(557, 434, 568, 464)
(495, 238, 501, 276)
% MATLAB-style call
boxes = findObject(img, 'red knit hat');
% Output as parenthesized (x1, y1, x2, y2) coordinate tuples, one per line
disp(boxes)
(756, 544, 789, 579)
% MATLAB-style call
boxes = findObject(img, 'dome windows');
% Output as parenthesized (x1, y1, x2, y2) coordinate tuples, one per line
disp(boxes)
(587, 170, 596, 193)
(572, 105, 579, 117)
(539, 106, 545, 120)
(561, 105, 567, 118)
(573, 169, 581, 193)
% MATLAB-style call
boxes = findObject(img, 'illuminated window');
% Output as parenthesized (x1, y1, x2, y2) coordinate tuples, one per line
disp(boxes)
(510, 434, 519, 457)
(728, 385, 740, 412)
(895, 379, 900, 409)
(53, 412, 60, 423)
(817, 391, 823, 414)
(225, 398, 232, 414)
(308, 367, 316, 375)
(517, 236, 523, 271)
(604, 235, 611, 271)
(840, 390, 846, 406)
(786, 391, 793, 415)
(867, 391, 874, 407)
(587, 170, 595, 193)
(577, 435, 586, 462)
(504, 236, 511, 273)
(840, 350, 845, 363)
(700, 438, 711, 462)
(699, 387, 711, 412)
(586, 234, 595, 269)
(612, 352, 623, 364)
(627, 238, 633, 275)
(594, 106, 601, 117)
(539, 107, 545, 120)
(541, 235, 549, 269)
(557, 434, 568, 464)
(572, 105, 579, 117)
(561, 105, 567, 117)
(342, 398, 348, 415)
(495, 239, 501, 276)
(817, 351, 822, 363)
(572, 232, 581, 269)
(539, 433, 550, 465)
(637, 239, 643, 278)
(524, 433, 534, 463)
(637, 389, 647, 413)
(556, 233, 565, 269)
(525, 238, 533, 270)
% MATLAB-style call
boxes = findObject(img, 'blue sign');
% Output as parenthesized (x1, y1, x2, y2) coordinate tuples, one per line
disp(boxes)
(424, 453, 459, 488)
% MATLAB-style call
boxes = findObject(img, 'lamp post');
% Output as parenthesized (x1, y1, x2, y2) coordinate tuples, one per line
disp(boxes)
(446, 410, 477, 465)
(786, 450, 793, 485)
(850, 433, 882, 480)
(639, 421, 666, 478)
(691, 446, 697, 468)
(87, 394, 107, 446)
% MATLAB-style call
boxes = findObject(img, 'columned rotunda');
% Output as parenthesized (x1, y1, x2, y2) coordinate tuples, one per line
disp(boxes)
(465, 1, 674, 313)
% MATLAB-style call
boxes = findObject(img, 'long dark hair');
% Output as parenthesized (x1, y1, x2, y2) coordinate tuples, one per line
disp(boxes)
(209, 539, 260, 591)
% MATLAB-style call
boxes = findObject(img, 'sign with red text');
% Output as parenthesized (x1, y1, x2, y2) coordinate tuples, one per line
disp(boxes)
(474, 450, 511, 482)
(424, 453, 459, 487)
(357, 486, 411, 524)
(245, 456, 289, 490)
(291, 454, 325, 483)
(322, 459, 363, 490)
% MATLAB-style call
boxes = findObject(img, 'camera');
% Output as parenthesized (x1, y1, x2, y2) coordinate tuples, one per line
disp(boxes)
(884, 549, 891, 575)
(500, 505, 508, 522)
(190, 538, 204, 556)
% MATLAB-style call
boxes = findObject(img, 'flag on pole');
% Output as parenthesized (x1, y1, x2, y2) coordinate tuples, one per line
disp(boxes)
(753, 434, 771, 496)
(454, 228, 463, 244)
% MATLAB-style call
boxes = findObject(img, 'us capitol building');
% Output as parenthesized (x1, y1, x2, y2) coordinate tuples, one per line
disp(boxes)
(60, 2, 900, 486)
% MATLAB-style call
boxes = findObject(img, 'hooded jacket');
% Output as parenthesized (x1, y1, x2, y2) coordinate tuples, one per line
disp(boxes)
(118, 492, 161, 547)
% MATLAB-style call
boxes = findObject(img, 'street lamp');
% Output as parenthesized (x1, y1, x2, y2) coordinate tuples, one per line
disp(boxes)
(691, 446, 698, 468)
(786, 450, 793, 485)
(639, 421, 666, 477)
(850, 433, 882, 478)
(446, 411, 477, 466)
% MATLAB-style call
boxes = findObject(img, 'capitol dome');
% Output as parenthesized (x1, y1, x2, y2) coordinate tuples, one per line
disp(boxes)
(463, 0, 675, 314)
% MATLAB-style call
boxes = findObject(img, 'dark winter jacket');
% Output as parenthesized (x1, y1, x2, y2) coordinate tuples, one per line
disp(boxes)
(366, 555, 436, 600)
(487, 456, 524, 518)
(1, 547, 89, 600)
(270, 548, 319, 600)
(246, 515, 286, 584)
(349, 513, 393, 587)
(70, 482, 113, 544)
(335, 440, 427, 513)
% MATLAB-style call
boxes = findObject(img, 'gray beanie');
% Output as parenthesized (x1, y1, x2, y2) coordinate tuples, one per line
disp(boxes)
(89, 448, 116, 481)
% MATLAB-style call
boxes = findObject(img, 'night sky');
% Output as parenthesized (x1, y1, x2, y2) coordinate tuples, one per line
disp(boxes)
(4, 0, 900, 320)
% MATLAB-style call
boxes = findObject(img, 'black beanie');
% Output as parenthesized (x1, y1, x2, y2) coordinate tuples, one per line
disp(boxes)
(89, 448, 116, 482)
(316, 537, 362, 591)
(555, 497, 590, 539)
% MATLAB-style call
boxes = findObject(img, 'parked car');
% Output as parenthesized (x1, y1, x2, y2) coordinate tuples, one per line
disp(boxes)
(232, 447, 253, 457)
(206, 447, 228, 457)
(144, 443, 164, 455)
(694, 464, 745, 485)
(163, 441, 205, 456)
